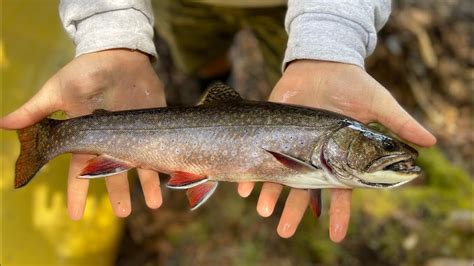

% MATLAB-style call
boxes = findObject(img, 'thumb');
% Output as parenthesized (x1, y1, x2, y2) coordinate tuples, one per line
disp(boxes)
(372, 89, 436, 147)
(0, 79, 60, 129)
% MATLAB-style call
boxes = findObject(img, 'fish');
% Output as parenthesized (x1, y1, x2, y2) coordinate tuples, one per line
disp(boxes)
(13, 82, 420, 216)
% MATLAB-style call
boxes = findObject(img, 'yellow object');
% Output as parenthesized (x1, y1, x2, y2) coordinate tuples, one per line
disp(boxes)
(1, 2, 123, 265)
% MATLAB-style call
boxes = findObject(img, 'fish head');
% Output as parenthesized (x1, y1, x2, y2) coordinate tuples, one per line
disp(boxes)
(316, 122, 420, 188)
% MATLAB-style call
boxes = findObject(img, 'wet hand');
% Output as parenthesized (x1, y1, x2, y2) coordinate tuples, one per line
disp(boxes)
(0, 49, 166, 219)
(238, 60, 436, 241)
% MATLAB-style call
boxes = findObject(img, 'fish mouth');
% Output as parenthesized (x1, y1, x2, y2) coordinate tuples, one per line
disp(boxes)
(358, 179, 405, 188)
(382, 158, 421, 174)
(359, 155, 421, 188)
(366, 154, 417, 173)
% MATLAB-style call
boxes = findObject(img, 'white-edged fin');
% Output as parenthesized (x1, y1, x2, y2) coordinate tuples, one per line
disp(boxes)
(264, 149, 318, 172)
(78, 155, 134, 178)
(198, 82, 242, 105)
(167, 171, 208, 189)
(186, 181, 218, 210)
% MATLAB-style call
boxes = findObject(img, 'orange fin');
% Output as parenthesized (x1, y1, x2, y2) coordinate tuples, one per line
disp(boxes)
(167, 171, 208, 189)
(264, 149, 317, 172)
(15, 119, 58, 188)
(79, 155, 134, 178)
(186, 181, 218, 210)
(310, 189, 322, 218)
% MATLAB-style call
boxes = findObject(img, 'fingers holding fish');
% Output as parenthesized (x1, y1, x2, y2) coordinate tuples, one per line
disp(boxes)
(11, 82, 427, 242)
(105, 173, 132, 217)
(329, 189, 352, 242)
(277, 188, 310, 238)
(0, 78, 60, 130)
(138, 169, 162, 209)
(237, 182, 255, 198)
(67, 154, 92, 220)
(371, 88, 436, 147)
(257, 183, 283, 217)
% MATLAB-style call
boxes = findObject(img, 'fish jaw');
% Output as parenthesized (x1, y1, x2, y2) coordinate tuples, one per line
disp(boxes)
(278, 170, 351, 189)
(352, 170, 420, 188)
(350, 153, 421, 188)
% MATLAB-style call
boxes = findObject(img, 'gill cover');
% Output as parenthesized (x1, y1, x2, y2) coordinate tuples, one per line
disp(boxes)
(319, 123, 420, 188)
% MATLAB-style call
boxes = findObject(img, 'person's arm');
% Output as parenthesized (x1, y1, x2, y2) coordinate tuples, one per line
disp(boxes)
(283, 0, 391, 69)
(238, 0, 436, 242)
(1, 0, 164, 219)
(60, 0, 156, 58)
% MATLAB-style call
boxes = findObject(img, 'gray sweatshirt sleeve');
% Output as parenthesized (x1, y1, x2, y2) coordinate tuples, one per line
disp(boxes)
(59, 0, 156, 58)
(284, 0, 391, 69)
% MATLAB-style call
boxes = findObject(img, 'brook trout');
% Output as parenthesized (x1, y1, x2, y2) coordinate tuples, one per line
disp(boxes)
(14, 83, 420, 215)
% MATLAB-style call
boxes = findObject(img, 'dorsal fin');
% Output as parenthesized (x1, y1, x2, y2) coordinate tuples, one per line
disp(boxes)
(92, 109, 111, 115)
(198, 82, 242, 105)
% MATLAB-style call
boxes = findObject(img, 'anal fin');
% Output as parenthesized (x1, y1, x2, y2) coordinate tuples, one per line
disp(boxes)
(167, 171, 208, 189)
(186, 181, 218, 210)
(79, 155, 134, 178)
(310, 189, 322, 218)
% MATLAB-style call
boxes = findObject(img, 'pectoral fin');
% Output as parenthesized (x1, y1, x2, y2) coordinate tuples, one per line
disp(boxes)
(186, 181, 218, 210)
(264, 149, 317, 172)
(309, 189, 322, 218)
(79, 155, 134, 178)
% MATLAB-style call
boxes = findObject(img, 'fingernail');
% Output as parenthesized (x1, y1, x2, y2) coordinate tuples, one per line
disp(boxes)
(333, 223, 342, 235)
(240, 188, 251, 198)
(148, 197, 162, 209)
(278, 223, 293, 238)
(238, 184, 252, 198)
(258, 204, 272, 217)
(115, 202, 131, 217)
(69, 208, 82, 220)
(330, 223, 344, 242)
(283, 222, 291, 232)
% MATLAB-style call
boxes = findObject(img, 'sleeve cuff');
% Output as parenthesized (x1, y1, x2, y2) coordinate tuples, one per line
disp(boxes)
(74, 8, 157, 59)
(283, 13, 376, 70)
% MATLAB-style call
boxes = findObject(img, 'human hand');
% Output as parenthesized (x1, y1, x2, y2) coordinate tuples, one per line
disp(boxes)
(237, 60, 436, 241)
(0, 49, 166, 219)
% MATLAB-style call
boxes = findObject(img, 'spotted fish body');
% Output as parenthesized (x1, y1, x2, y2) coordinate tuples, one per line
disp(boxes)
(14, 83, 420, 213)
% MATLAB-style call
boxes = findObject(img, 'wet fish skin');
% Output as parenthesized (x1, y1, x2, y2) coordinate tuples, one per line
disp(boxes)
(14, 83, 420, 212)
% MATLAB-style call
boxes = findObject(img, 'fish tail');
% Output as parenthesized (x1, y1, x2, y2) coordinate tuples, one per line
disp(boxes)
(15, 119, 57, 188)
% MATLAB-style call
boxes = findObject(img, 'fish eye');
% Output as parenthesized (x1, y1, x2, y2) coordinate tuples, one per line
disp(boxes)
(382, 139, 397, 151)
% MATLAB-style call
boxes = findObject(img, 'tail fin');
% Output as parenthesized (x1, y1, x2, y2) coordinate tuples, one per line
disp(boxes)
(15, 119, 56, 188)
